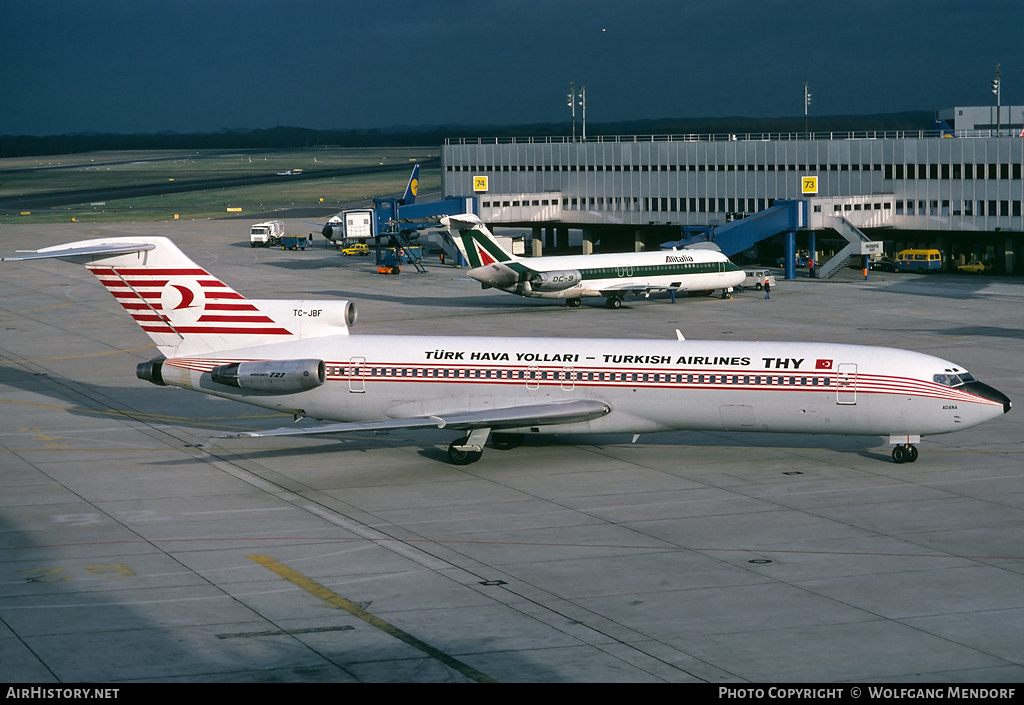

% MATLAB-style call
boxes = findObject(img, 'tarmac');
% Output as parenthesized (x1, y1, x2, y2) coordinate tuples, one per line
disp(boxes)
(1, 219, 1022, 683)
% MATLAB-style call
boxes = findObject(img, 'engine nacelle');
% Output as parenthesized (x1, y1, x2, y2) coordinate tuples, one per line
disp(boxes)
(210, 359, 325, 393)
(467, 262, 519, 289)
(137, 357, 167, 386)
(528, 269, 582, 292)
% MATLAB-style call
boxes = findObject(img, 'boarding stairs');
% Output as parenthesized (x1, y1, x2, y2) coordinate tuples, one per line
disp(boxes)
(393, 230, 427, 273)
(816, 217, 876, 279)
(435, 229, 468, 266)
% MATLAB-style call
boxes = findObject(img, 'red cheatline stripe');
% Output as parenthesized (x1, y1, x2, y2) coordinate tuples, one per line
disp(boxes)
(154, 358, 1002, 407)
(205, 292, 246, 300)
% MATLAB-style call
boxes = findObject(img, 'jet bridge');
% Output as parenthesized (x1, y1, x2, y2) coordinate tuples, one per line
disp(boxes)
(371, 195, 477, 269)
(710, 200, 807, 257)
(661, 200, 807, 278)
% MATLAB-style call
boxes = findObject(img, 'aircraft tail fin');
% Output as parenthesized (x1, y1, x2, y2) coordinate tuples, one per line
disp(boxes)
(401, 163, 420, 205)
(442, 214, 518, 268)
(3, 237, 356, 357)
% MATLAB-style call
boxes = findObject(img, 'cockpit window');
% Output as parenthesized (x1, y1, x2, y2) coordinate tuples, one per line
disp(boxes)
(933, 373, 976, 387)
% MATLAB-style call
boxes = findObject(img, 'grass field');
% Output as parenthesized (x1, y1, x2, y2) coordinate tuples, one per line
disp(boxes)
(0, 147, 441, 223)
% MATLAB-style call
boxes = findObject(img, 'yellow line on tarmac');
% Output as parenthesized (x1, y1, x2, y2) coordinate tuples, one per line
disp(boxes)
(11, 302, 75, 313)
(248, 554, 497, 683)
(6, 343, 157, 363)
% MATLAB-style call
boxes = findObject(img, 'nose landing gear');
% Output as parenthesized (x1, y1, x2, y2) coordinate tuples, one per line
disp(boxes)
(891, 444, 919, 464)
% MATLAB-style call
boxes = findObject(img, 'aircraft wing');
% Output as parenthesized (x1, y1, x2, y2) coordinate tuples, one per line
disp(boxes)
(217, 398, 611, 438)
(597, 283, 667, 294)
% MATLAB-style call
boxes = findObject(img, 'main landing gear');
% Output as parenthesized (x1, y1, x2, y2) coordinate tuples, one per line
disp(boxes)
(565, 297, 582, 308)
(447, 437, 483, 465)
(891, 444, 919, 464)
(446, 430, 524, 464)
(605, 296, 623, 309)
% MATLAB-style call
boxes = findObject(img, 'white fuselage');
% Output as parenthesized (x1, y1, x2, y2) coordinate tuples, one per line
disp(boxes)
(160, 335, 1008, 439)
(470, 248, 746, 300)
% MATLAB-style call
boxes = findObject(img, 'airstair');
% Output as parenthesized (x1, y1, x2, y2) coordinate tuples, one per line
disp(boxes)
(392, 230, 428, 273)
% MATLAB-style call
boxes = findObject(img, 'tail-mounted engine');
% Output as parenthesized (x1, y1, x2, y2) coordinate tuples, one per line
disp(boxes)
(210, 359, 326, 393)
(528, 269, 582, 292)
(137, 358, 167, 386)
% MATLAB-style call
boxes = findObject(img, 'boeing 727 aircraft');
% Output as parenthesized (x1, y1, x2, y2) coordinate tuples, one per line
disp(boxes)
(3, 237, 1010, 465)
(444, 213, 746, 308)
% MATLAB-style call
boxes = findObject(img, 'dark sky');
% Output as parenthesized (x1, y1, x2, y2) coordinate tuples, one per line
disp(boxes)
(3, 0, 1022, 136)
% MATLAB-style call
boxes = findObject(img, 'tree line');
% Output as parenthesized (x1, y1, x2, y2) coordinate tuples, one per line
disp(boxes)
(0, 113, 932, 158)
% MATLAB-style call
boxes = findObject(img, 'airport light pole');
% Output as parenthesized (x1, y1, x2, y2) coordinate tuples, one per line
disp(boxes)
(579, 85, 587, 141)
(567, 81, 576, 141)
(803, 82, 812, 137)
(991, 64, 1001, 136)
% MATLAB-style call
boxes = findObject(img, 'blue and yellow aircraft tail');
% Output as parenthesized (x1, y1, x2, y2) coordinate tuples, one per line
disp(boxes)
(400, 163, 420, 205)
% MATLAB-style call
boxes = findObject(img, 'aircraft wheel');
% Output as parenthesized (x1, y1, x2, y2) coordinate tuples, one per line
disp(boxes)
(892, 445, 908, 464)
(491, 433, 523, 451)
(566, 298, 582, 308)
(448, 438, 482, 465)
(907, 445, 919, 463)
(606, 297, 622, 309)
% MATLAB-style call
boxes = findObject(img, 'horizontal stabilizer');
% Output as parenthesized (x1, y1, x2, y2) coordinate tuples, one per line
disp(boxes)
(440, 213, 483, 230)
(2, 242, 155, 262)
(216, 398, 611, 438)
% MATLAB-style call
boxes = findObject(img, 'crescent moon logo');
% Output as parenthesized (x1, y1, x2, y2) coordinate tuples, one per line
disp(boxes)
(159, 279, 204, 325)
(171, 285, 194, 310)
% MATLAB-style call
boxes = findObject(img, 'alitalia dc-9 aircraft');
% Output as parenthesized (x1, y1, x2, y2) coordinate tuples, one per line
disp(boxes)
(4, 237, 1010, 465)
(444, 214, 745, 308)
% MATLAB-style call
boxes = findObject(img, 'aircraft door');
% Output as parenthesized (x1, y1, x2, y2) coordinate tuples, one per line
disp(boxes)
(348, 356, 366, 393)
(560, 366, 576, 391)
(526, 365, 540, 390)
(836, 363, 857, 404)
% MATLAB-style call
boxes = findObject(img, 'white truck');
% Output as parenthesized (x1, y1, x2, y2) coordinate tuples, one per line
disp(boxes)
(249, 221, 285, 247)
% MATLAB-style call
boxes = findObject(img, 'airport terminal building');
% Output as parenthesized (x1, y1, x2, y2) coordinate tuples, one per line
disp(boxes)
(440, 107, 1024, 271)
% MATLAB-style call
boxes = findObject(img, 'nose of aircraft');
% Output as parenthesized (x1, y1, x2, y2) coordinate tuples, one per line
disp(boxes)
(964, 381, 1012, 415)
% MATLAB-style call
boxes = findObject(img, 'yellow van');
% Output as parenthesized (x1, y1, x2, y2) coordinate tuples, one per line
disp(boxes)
(895, 249, 942, 273)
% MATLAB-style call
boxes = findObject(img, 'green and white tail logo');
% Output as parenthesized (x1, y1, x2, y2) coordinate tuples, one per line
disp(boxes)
(460, 229, 513, 268)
